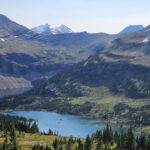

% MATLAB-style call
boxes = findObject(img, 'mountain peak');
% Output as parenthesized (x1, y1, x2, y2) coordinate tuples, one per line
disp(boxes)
(119, 25, 144, 34)
(32, 24, 73, 35)
(42, 24, 50, 27)
(32, 24, 52, 35)
(59, 24, 68, 27)
(0, 14, 10, 23)
(52, 24, 73, 34)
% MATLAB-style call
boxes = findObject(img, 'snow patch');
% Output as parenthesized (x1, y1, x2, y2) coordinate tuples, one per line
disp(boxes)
(52, 24, 73, 34)
(143, 37, 149, 43)
(0, 38, 5, 42)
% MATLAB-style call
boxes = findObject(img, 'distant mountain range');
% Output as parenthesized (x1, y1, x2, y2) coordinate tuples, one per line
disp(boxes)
(31, 24, 73, 35)
(30, 25, 150, 99)
(0, 13, 149, 97)
(119, 25, 144, 34)
(32, 24, 145, 35)
(0, 13, 145, 37)
(0, 14, 116, 94)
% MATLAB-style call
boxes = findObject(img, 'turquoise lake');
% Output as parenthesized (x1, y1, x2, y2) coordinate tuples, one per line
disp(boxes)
(3, 111, 124, 137)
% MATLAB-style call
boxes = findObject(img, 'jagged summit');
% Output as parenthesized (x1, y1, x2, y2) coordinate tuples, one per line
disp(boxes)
(52, 24, 73, 34)
(32, 24, 73, 35)
(32, 24, 52, 35)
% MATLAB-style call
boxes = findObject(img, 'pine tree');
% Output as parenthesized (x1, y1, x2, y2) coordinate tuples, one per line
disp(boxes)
(114, 131, 119, 143)
(65, 140, 72, 150)
(146, 135, 150, 150)
(30, 122, 39, 133)
(32, 145, 37, 150)
(48, 129, 53, 135)
(77, 139, 83, 150)
(137, 135, 146, 150)
(2, 128, 8, 150)
(124, 127, 135, 150)
(84, 135, 91, 150)
(96, 140, 102, 150)
(52, 139, 59, 150)
(10, 127, 18, 150)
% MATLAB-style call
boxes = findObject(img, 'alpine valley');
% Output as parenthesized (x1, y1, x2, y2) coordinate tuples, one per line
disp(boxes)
(0, 14, 116, 96)
(0, 14, 149, 133)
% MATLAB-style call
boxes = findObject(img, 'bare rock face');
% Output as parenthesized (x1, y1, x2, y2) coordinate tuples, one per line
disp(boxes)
(0, 75, 32, 89)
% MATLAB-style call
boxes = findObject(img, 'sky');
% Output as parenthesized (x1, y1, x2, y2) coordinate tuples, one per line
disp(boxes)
(0, 0, 150, 34)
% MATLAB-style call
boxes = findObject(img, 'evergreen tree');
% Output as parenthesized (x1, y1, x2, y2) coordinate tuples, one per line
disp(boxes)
(2, 128, 8, 150)
(84, 135, 91, 150)
(52, 139, 59, 150)
(96, 140, 102, 150)
(77, 139, 83, 150)
(114, 131, 119, 143)
(48, 129, 53, 135)
(124, 127, 135, 150)
(30, 122, 39, 133)
(137, 135, 146, 150)
(146, 135, 150, 150)
(32, 145, 37, 150)
(10, 127, 18, 150)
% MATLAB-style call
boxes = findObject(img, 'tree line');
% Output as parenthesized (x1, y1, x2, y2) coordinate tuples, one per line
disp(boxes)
(0, 114, 39, 150)
(32, 124, 150, 150)
(0, 114, 39, 133)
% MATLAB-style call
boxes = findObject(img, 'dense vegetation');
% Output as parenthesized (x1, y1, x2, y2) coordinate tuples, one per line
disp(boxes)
(0, 114, 39, 133)
(0, 114, 39, 149)
(32, 125, 150, 150)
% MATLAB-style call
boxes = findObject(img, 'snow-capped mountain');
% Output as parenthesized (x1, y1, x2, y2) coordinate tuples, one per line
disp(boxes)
(119, 25, 144, 34)
(32, 24, 73, 35)
(51, 24, 73, 34)
(32, 24, 52, 35)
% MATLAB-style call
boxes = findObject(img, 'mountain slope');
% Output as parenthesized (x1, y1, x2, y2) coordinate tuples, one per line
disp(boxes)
(0, 14, 116, 69)
(32, 53, 150, 99)
(0, 14, 29, 37)
(119, 25, 144, 34)
(0, 15, 69, 92)
(0, 14, 116, 95)
(21, 31, 116, 58)
(31, 26, 150, 99)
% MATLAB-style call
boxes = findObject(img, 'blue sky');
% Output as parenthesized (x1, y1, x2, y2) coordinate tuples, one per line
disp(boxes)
(0, 0, 150, 33)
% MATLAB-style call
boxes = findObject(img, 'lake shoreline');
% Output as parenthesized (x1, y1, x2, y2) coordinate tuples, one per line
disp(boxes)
(1, 110, 127, 138)
(1, 109, 146, 136)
